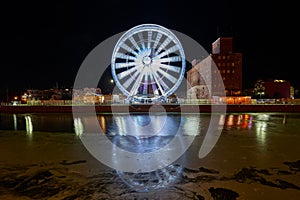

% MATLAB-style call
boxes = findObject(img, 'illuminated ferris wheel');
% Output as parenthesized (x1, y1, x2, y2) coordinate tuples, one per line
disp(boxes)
(111, 24, 186, 103)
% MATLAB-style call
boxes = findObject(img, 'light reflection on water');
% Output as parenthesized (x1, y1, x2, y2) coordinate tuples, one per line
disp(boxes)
(0, 112, 293, 157)
(100, 114, 195, 191)
(0, 112, 293, 158)
(223, 114, 253, 130)
(105, 114, 181, 153)
(73, 113, 199, 191)
(0, 112, 297, 192)
(221, 113, 291, 148)
(1, 113, 290, 135)
(24, 115, 33, 140)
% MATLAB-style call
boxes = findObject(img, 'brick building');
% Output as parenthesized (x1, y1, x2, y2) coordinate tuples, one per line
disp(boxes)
(187, 37, 242, 99)
(211, 37, 242, 95)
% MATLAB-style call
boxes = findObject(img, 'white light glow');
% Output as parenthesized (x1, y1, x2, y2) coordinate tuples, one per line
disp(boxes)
(74, 117, 84, 136)
(25, 115, 33, 139)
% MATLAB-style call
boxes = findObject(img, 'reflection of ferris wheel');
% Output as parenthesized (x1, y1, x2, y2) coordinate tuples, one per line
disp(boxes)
(111, 24, 185, 102)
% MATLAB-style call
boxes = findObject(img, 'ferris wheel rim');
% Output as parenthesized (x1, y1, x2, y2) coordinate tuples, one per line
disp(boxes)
(111, 24, 186, 100)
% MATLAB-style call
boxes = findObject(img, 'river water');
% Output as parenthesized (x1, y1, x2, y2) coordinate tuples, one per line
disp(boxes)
(0, 112, 299, 199)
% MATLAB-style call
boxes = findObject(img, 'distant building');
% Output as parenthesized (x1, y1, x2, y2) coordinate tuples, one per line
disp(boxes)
(187, 37, 242, 99)
(72, 87, 103, 103)
(187, 57, 211, 99)
(253, 79, 291, 99)
(212, 37, 233, 54)
(20, 88, 73, 105)
(211, 37, 242, 95)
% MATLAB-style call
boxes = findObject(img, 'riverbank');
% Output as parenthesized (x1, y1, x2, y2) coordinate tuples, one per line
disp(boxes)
(1, 104, 300, 113)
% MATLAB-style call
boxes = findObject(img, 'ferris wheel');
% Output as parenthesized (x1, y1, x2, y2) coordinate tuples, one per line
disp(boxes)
(111, 24, 186, 102)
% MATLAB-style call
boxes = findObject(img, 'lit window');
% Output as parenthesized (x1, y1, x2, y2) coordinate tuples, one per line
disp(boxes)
(227, 70, 230, 73)
(218, 56, 221, 59)
(223, 56, 226, 59)
(232, 63, 235, 66)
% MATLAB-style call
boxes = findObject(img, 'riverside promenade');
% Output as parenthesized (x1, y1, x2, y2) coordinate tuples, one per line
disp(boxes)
(1, 103, 300, 113)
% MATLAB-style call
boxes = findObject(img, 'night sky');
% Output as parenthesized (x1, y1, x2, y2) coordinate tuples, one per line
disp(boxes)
(0, 0, 298, 100)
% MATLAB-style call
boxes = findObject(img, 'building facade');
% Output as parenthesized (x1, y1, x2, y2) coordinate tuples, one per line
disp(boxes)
(253, 79, 291, 99)
(211, 37, 242, 95)
(187, 57, 212, 99)
(187, 37, 243, 100)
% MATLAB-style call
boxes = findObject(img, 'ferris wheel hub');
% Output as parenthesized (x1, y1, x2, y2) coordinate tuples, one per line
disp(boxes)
(142, 56, 152, 65)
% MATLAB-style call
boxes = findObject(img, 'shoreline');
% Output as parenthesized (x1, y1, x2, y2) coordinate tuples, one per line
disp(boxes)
(1, 104, 300, 113)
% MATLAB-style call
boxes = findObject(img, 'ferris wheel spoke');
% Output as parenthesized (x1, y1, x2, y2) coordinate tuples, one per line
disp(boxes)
(159, 56, 182, 63)
(129, 68, 145, 96)
(117, 65, 140, 80)
(156, 45, 179, 59)
(120, 43, 138, 56)
(158, 63, 181, 73)
(155, 37, 171, 56)
(151, 70, 165, 95)
(115, 52, 137, 61)
(157, 68, 177, 84)
(138, 32, 145, 50)
(152, 32, 162, 50)
(115, 62, 137, 69)
(155, 73, 170, 92)
(129, 36, 141, 52)
(123, 76, 136, 90)
(123, 67, 142, 89)
(147, 31, 152, 49)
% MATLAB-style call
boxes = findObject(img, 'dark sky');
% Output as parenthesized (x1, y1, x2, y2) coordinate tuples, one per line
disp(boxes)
(0, 0, 298, 99)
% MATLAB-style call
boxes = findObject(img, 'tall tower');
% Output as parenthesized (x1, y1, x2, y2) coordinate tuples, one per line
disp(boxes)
(211, 37, 242, 96)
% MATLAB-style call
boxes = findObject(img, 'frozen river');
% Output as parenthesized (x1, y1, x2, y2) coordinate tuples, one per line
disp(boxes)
(0, 112, 299, 199)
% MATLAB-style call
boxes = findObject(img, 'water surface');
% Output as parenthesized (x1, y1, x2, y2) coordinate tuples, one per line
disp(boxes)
(0, 112, 299, 199)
